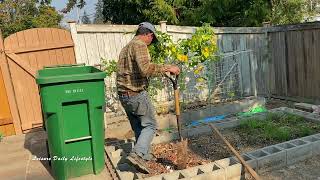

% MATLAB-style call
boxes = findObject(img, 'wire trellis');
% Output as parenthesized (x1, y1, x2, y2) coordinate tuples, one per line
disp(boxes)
(103, 50, 253, 117)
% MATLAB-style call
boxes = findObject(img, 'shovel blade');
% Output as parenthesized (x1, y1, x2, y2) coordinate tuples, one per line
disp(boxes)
(176, 139, 188, 170)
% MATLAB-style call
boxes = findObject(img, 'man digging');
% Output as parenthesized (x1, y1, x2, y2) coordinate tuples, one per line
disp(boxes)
(116, 22, 180, 173)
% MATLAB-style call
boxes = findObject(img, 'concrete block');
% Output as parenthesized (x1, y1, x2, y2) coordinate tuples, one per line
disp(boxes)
(280, 107, 293, 113)
(284, 140, 312, 165)
(275, 142, 296, 165)
(215, 158, 242, 180)
(248, 149, 269, 160)
(143, 175, 164, 180)
(214, 118, 240, 129)
(276, 142, 296, 150)
(230, 153, 258, 170)
(268, 108, 284, 113)
(185, 118, 241, 138)
(306, 114, 320, 122)
(198, 162, 222, 173)
(314, 134, 320, 139)
(294, 103, 313, 112)
(190, 171, 225, 180)
(105, 139, 127, 146)
(280, 107, 320, 123)
(118, 171, 135, 180)
(152, 132, 179, 144)
(191, 162, 226, 180)
(107, 148, 127, 166)
(104, 145, 116, 153)
(111, 149, 124, 158)
(181, 166, 202, 177)
(117, 163, 132, 171)
(120, 142, 134, 153)
(110, 156, 122, 166)
(248, 150, 271, 172)
(186, 125, 211, 138)
(180, 97, 265, 124)
(142, 171, 189, 180)
(157, 113, 177, 129)
(301, 135, 320, 155)
(257, 146, 286, 172)
(163, 171, 189, 180)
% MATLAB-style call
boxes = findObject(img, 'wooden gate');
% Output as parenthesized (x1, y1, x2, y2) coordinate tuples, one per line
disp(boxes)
(0, 28, 76, 134)
(0, 65, 15, 136)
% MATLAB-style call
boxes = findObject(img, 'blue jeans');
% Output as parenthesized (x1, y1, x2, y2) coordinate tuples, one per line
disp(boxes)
(119, 91, 157, 160)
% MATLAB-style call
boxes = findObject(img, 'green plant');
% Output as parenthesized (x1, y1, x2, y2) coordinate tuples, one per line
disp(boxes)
(297, 126, 313, 137)
(148, 24, 219, 101)
(239, 112, 320, 142)
(101, 24, 219, 103)
(101, 58, 117, 77)
(240, 118, 262, 129)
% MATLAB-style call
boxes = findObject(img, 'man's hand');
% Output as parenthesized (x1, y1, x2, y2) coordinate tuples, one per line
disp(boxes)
(166, 65, 180, 75)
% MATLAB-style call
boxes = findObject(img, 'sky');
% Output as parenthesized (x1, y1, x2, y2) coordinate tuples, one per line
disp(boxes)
(51, 0, 98, 26)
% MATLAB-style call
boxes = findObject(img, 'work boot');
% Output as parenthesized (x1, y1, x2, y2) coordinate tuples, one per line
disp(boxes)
(126, 152, 151, 174)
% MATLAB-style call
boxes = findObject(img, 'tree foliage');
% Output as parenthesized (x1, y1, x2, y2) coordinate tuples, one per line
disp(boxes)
(62, 0, 86, 13)
(102, 0, 146, 24)
(0, 0, 62, 37)
(81, 11, 91, 24)
(94, 0, 104, 24)
(186, 0, 271, 26)
(100, 0, 318, 26)
(270, 0, 306, 25)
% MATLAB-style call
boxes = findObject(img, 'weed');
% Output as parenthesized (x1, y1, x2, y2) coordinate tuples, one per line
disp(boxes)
(238, 112, 320, 142)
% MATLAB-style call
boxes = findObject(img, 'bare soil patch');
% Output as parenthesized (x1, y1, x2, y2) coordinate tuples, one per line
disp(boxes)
(145, 112, 320, 177)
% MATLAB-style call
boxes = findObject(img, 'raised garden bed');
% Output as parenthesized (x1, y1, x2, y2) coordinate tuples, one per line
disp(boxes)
(144, 112, 320, 177)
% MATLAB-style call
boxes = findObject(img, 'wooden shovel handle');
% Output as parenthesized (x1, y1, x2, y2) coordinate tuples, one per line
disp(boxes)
(209, 124, 261, 180)
(174, 89, 180, 116)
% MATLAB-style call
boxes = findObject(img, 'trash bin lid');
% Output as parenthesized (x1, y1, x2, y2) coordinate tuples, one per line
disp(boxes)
(36, 65, 106, 85)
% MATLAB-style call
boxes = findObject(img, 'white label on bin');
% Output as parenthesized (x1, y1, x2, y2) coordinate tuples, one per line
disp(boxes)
(65, 88, 84, 94)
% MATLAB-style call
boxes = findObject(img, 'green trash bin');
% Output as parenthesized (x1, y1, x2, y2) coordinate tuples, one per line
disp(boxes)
(36, 64, 106, 180)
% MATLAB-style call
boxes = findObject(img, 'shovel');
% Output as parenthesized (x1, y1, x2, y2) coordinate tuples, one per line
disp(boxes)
(165, 73, 188, 169)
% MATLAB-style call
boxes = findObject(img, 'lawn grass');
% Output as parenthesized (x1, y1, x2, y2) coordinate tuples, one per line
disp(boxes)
(238, 112, 320, 141)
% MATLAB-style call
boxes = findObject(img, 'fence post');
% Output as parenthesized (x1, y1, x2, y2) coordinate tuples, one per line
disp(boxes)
(160, 21, 167, 33)
(264, 28, 271, 97)
(68, 21, 82, 64)
(0, 30, 22, 135)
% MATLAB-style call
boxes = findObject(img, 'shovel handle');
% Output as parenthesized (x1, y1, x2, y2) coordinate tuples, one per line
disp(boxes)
(166, 73, 181, 115)
(165, 72, 179, 90)
(165, 72, 182, 139)
(174, 89, 180, 116)
(209, 124, 261, 180)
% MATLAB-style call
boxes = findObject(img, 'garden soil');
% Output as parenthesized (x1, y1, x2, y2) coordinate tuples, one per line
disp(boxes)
(144, 129, 281, 177)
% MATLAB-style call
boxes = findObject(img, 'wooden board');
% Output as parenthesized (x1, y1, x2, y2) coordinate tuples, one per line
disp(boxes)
(0, 30, 21, 135)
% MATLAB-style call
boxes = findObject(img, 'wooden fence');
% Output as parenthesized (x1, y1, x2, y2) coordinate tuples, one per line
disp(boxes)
(69, 22, 267, 109)
(2, 22, 320, 135)
(69, 22, 320, 104)
(266, 23, 320, 103)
